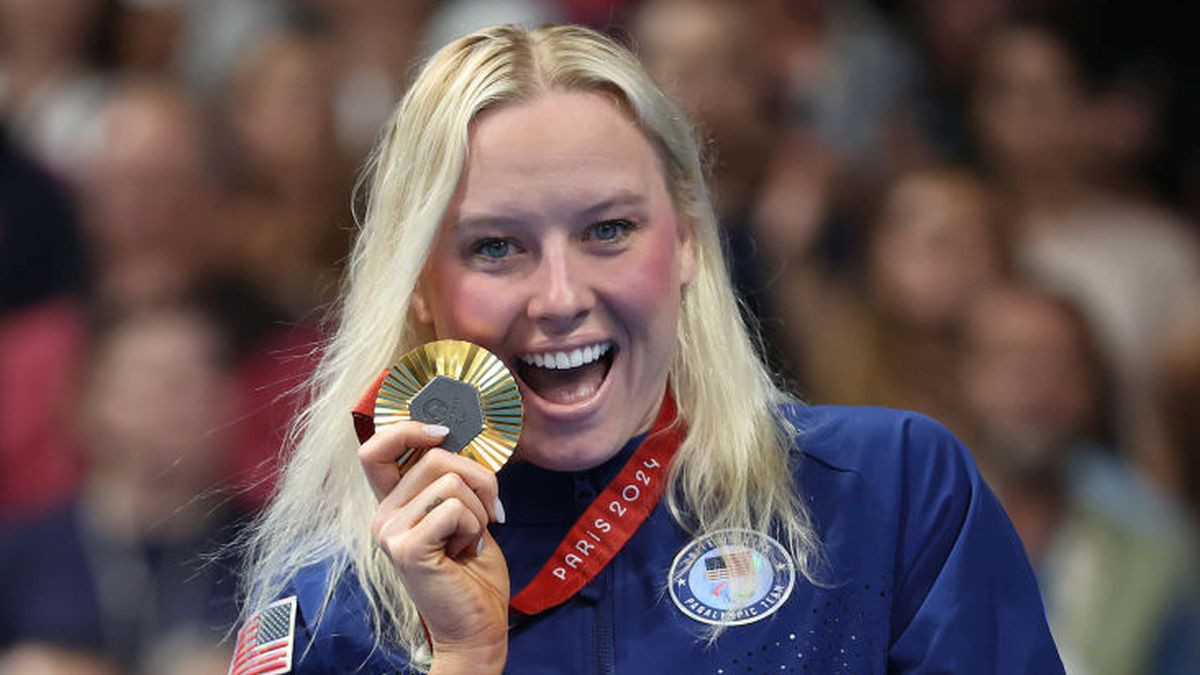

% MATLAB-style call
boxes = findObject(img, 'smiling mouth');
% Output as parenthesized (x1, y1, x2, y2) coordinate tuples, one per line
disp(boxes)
(516, 341, 616, 405)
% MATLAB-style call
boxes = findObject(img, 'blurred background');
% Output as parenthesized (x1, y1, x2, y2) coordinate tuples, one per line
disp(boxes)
(0, 1, 1196, 673)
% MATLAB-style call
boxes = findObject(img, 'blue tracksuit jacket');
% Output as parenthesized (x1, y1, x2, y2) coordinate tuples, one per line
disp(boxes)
(280, 405, 1064, 673)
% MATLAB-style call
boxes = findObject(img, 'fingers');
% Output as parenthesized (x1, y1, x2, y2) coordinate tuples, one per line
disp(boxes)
(371, 470, 491, 548)
(360, 423, 505, 574)
(357, 422, 451, 501)
(391, 448, 502, 524)
(375, 494, 487, 566)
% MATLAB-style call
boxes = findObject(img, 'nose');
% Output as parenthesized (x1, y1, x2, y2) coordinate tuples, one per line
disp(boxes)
(526, 243, 593, 333)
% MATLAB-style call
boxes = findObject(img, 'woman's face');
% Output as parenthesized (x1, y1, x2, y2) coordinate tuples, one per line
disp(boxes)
(871, 175, 1001, 328)
(414, 92, 695, 471)
(973, 28, 1085, 176)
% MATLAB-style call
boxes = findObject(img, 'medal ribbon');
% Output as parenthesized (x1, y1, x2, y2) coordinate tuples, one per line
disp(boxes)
(352, 369, 391, 444)
(509, 388, 683, 615)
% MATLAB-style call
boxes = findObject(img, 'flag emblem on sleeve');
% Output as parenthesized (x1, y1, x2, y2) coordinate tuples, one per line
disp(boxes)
(229, 596, 297, 675)
(704, 547, 756, 581)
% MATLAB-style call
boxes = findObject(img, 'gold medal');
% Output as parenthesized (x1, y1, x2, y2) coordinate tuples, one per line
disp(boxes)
(374, 339, 522, 473)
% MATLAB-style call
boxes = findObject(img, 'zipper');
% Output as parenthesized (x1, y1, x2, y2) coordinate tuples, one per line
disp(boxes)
(595, 564, 616, 675)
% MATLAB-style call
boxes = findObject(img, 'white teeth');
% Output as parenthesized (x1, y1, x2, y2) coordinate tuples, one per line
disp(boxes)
(519, 342, 612, 370)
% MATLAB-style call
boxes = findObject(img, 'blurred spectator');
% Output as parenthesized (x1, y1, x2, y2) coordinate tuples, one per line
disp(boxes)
(221, 28, 352, 317)
(0, 0, 114, 178)
(67, 76, 321, 512)
(314, 0, 435, 157)
(0, 305, 245, 674)
(176, 0, 287, 94)
(868, 167, 1008, 335)
(0, 124, 88, 520)
(632, 0, 781, 223)
(748, 0, 918, 172)
(631, 1, 950, 395)
(1048, 0, 1200, 227)
(630, 0, 839, 382)
(117, 0, 288, 96)
(328, 0, 571, 159)
(1084, 62, 1171, 204)
(631, 0, 924, 253)
(1154, 299, 1200, 518)
(795, 166, 1006, 436)
(962, 284, 1200, 675)
(77, 79, 221, 310)
(747, 0, 936, 241)
(971, 22, 1200, 464)
(898, 0, 1012, 160)
(904, 0, 1010, 100)
(210, 30, 348, 510)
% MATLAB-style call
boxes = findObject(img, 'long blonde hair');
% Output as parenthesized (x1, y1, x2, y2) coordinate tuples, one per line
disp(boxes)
(240, 23, 820, 665)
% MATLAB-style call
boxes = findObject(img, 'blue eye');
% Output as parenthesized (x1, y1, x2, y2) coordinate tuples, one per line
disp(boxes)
(587, 219, 634, 243)
(473, 238, 512, 260)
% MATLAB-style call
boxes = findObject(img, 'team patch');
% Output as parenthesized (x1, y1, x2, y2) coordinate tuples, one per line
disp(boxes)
(668, 529, 795, 626)
(229, 596, 296, 675)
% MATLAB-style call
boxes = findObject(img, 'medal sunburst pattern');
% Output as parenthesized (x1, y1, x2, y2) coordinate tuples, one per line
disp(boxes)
(374, 339, 522, 472)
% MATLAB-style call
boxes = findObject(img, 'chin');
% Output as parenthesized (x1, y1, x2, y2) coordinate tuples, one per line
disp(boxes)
(514, 425, 627, 472)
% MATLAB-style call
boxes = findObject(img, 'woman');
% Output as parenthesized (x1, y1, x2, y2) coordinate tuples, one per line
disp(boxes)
(235, 24, 1061, 674)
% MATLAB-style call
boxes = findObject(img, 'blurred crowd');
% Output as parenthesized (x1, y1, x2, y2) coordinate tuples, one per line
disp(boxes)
(0, 1, 1196, 673)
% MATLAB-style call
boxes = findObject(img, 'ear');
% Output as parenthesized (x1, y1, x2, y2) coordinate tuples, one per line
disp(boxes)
(411, 282, 434, 325)
(678, 216, 698, 287)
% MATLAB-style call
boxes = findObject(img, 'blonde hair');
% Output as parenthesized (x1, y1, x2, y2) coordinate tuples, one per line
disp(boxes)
(240, 23, 821, 665)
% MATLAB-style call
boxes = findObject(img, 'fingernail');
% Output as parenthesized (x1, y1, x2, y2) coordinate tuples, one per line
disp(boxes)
(425, 424, 449, 437)
(476, 537, 485, 555)
(493, 496, 506, 524)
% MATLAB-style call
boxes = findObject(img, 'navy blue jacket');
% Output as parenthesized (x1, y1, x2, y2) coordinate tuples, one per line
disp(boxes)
(284, 405, 1063, 673)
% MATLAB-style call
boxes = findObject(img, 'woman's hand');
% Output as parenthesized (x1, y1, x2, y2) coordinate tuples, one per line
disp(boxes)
(359, 423, 509, 674)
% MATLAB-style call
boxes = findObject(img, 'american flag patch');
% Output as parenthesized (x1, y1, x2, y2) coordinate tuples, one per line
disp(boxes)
(704, 548, 756, 581)
(229, 596, 297, 675)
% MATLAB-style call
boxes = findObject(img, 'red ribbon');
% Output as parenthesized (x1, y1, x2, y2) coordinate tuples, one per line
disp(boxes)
(509, 389, 683, 615)
(351, 369, 390, 444)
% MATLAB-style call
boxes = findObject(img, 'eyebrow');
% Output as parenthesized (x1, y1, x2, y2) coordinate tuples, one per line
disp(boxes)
(579, 190, 647, 218)
(454, 190, 648, 231)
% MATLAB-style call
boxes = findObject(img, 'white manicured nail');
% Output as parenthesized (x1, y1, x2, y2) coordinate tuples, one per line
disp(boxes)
(476, 538, 485, 555)
(493, 497, 506, 524)
(425, 424, 449, 437)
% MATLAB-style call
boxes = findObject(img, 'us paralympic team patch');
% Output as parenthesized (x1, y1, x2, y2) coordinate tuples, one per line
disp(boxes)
(668, 529, 795, 626)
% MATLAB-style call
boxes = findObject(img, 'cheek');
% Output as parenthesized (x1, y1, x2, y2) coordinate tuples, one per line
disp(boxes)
(429, 271, 519, 340)
(611, 227, 685, 332)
